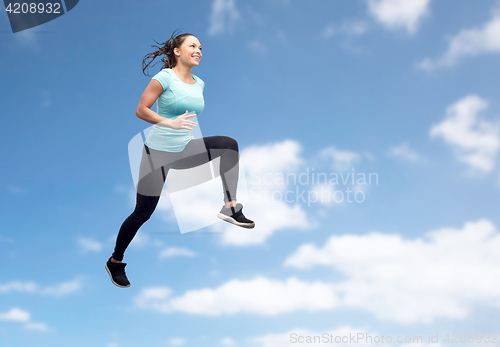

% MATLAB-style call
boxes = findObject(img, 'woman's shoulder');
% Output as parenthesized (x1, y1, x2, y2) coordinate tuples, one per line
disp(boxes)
(152, 68, 172, 78)
(155, 68, 173, 77)
(151, 69, 174, 91)
(192, 74, 205, 89)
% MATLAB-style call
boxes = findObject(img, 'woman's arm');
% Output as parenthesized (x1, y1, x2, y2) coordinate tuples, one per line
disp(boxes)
(135, 79, 173, 128)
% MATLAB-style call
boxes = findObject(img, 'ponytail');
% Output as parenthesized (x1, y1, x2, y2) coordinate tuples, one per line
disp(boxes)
(141, 29, 194, 76)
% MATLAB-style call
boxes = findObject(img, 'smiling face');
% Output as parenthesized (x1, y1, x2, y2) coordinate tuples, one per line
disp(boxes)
(173, 35, 202, 68)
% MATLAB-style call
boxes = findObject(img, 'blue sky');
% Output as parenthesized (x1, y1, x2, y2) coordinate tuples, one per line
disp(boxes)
(2, 0, 500, 346)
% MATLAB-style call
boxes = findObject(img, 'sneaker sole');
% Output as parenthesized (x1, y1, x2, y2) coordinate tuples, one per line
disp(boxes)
(105, 262, 130, 288)
(217, 213, 255, 229)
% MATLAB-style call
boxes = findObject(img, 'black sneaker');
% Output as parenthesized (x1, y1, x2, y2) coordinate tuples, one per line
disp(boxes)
(217, 203, 255, 228)
(105, 257, 131, 288)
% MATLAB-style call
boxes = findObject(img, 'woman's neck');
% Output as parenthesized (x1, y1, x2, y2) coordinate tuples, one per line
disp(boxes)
(172, 65, 193, 80)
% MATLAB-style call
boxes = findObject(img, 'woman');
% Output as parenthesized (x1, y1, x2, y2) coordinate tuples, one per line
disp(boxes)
(105, 30, 255, 288)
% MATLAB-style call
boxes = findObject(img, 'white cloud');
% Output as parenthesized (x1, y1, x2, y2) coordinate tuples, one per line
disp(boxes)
(323, 23, 337, 40)
(243, 140, 305, 175)
(307, 182, 369, 207)
(77, 236, 102, 253)
(285, 218, 500, 324)
(430, 95, 500, 173)
(12, 29, 44, 52)
(248, 40, 268, 56)
(220, 337, 237, 346)
(114, 184, 128, 194)
(136, 219, 500, 323)
(168, 337, 186, 346)
(6, 185, 28, 195)
(245, 5, 265, 28)
(107, 343, 119, 347)
(159, 247, 196, 258)
(208, 0, 240, 36)
(0, 279, 81, 296)
(0, 281, 37, 293)
(128, 232, 164, 249)
(323, 21, 369, 39)
(0, 233, 13, 244)
(0, 308, 30, 322)
(0, 233, 14, 243)
(129, 231, 151, 248)
(318, 146, 361, 172)
(134, 277, 337, 316)
(42, 278, 82, 296)
(386, 143, 421, 162)
(309, 184, 337, 206)
(418, 4, 500, 69)
(24, 322, 50, 332)
(0, 308, 50, 332)
(274, 29, 288, 47)
(366, 0, 431, 35)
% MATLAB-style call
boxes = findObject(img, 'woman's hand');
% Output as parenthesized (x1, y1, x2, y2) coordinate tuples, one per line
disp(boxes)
(161, 110, 197, 131)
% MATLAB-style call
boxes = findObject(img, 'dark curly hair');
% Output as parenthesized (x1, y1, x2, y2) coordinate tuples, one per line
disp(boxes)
(141, 29, 196, 76)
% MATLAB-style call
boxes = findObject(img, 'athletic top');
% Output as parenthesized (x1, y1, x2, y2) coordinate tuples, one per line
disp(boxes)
(144, 68, 205, 152)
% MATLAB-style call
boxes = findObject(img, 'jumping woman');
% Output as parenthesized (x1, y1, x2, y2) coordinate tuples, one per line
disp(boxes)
(105, 30, 255, 288)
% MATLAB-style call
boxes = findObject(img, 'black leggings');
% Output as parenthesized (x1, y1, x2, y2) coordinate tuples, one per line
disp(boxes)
(112, 135, 239, 261)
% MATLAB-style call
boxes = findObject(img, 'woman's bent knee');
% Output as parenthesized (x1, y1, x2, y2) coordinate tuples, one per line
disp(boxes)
(132, 193, 159, 222)
(222, 136, 238, 152)
(130, 209, 153, 223)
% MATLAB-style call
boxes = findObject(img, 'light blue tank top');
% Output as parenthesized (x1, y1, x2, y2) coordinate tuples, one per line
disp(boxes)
(144, 68, 205, 152)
